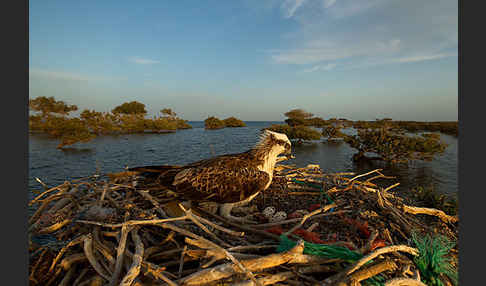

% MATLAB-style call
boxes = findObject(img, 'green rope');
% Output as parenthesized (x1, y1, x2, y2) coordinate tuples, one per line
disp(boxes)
(290, 178, 335, 210)
(277, 235, 384, 285)
(277, 235, 362, 261)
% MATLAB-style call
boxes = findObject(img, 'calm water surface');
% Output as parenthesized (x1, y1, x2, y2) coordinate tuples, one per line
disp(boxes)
(29, 121, 457, 202)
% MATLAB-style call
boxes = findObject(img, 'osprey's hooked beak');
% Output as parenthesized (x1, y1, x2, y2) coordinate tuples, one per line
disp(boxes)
(284, 145, 294, 160)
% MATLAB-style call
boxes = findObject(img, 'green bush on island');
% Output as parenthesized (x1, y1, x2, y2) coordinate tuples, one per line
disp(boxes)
(223, 117, 246, 127)
(273, 109, 450, 165)
(29, 96, 192, 149)
(29, 96, 78, 116)
(352, 119, 458, 137)
(159, 108, 192, 129)
(266, 124, 321, 141)
(284, 109, 314, 127)
(204, 116, 226, 129)
(204, 116, 246, 129)
(343, 125, 448, 164)
(112, 101, 147, 115)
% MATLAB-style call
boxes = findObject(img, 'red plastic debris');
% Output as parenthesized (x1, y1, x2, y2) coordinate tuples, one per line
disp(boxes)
(369, 239, 387, 251)
(308, 203, 321, 212)
(341, 217, 371, 238)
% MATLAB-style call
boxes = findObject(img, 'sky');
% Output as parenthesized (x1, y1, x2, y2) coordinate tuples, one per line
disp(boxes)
(29, 0, 458, 121)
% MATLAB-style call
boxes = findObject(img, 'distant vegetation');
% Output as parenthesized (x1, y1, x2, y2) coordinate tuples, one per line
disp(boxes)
(267, 108, 452, 165)
(223, 117, 246, 127)
(204, 116, 246, 129)
(267, 124, 321, 142)
(29, 96, 192, 149)
(411, 185, 458, 216)
(343, 122, 448, 164)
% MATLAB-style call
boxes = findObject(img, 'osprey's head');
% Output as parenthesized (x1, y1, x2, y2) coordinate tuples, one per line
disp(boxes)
(256, 130, 292, 159)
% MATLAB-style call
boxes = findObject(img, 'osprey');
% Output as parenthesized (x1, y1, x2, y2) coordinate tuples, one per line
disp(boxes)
(127, 130, 292, 222)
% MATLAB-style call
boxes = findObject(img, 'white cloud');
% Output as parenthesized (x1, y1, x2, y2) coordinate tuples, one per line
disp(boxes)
(327, 0, 386, 19)
(129, 56, 160, 65)
(281, 0, 306, 18)
(302, 63, 336, 73)
(268, 0, 457, 69)
(322, 0, 337, 9)
(393, 53, 453, 63)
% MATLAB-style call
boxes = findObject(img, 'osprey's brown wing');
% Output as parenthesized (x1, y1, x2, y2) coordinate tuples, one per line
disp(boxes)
(171, 154, 270, 204)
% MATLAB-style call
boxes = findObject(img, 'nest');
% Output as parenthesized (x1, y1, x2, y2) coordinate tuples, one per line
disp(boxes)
(28, 164, 458, 286)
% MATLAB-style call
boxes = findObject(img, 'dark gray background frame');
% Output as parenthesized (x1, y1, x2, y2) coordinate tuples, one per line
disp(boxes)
(2, 0, 475, 284)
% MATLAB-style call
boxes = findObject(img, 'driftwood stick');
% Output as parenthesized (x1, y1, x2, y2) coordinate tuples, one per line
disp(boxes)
(78, 275, 104, 286)
(323, 245, 418, 285)
(167, 216, 261, 286)
(345, 245, 418, 276)
(194, 208, 280, 240)
(192, 211, 245, 237)
(75, 216, 187, 228)
(124, 248, 179, 286)
(384, 277, 427, 286)
(92, 227, 116, 267)
(178, 245, 187, 278)
(45, 266, 63, 286)
(179, 204, 231, 248)
(120, 228, 144, 286)
(284, 203, 336, 236)
(37, 219, 72, 234)
(383, 183, 400, 193)
(228, 244, 278, 252)
(234, 265, 332, 286)
(344, 259, 397, 285)
(35, 177, 51, 191)
(48, 234, 87, 273)
(29, 247, 48, 282)
(178, 240, 305, 286)
(364, 174, 395, 183)
(29, 193, 65, 225)
(237, 272, 295, 286)
(72, 268, 89, 286)
(253, 210, 351, 229)
(348, 169, 383, 182)
(83, 234, 111, 281)
(30, 180, 71, 206)
(136, 189, 169, 218)
(108, 224, 132, 286)
(185, 237, 225, 261)
(59, 253, 87, 270)
(58, 264, 77, 286)
(402, 205, 458, 224)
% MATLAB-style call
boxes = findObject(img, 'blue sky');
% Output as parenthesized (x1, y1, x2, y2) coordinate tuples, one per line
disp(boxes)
(29, 0, 458, 121)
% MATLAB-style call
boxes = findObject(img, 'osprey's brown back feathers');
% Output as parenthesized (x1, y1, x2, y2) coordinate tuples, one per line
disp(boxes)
(128, 151, 270, 204)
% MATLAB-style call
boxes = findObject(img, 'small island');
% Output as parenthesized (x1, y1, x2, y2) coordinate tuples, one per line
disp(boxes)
(204, 116, 246, 129)
(266, 108, 454, 165)
(29, 96, 192, 149)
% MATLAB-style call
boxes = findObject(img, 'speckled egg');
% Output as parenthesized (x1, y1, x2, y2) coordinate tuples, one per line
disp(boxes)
(262, 206, 276, 218)
(270, 211, 287, 222)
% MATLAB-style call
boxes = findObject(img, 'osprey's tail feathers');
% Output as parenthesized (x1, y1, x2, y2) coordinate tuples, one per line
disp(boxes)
(107, 165, 184, 182)
(128, 165, 184, 172)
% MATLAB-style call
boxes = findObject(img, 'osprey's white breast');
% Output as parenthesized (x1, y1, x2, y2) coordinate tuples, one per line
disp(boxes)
(257, 148, 282, 190)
